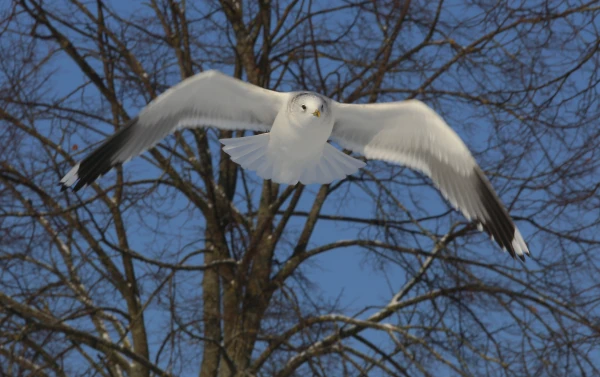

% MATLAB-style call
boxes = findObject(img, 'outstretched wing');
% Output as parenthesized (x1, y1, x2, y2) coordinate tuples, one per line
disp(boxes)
(60, 70, 287, 191)
(331, 99, 529, 260)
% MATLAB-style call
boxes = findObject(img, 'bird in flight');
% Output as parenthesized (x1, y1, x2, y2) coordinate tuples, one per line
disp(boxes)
(60, 70, 530, 260)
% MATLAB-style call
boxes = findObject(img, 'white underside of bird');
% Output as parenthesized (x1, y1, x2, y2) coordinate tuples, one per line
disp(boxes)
(220, 96, 365, 185)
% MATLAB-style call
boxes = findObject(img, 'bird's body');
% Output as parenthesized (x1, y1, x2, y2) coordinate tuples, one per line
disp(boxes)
(270, 93, 333, 155)
(60, 70, 530, 260)
(221, 91, 364, 185)
(262, 93, 334, 183)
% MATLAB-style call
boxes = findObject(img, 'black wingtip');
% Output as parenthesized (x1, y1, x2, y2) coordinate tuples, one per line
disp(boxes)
(60, 117, 138, 192)
(473, 167, 529, 260)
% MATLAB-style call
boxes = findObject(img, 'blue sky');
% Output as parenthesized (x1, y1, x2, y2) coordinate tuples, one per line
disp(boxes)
(18, 0, 599, 376)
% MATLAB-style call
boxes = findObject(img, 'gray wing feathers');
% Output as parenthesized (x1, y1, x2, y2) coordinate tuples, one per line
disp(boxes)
(331, 99, 530, 259)
(138, 70, 283, 133)
(60, 70, 285, 191)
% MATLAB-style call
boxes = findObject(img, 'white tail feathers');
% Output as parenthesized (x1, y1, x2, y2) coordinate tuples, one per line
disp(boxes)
(220, 135, 365, 185)
(220, 134, 272, 176)
(298, 143, 365, 184)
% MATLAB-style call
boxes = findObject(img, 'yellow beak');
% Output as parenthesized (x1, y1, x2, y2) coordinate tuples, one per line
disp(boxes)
(312, 109, 321, 118)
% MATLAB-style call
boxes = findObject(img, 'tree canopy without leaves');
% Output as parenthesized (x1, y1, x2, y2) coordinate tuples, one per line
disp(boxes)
(1, 1, 599, 377)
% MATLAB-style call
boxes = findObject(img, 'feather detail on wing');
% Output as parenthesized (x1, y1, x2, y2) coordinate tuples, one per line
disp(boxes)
(60, 70, 286, 191)
(331, 99, 529, 260)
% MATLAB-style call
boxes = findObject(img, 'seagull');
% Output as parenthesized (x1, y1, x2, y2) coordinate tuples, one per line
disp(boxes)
(60, 70, 530, 260)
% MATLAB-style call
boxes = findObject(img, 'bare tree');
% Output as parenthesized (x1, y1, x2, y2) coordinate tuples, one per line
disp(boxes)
(1, 0, 599, 376)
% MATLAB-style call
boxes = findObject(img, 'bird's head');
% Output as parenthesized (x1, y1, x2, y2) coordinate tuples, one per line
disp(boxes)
(289, 93, 330, 124)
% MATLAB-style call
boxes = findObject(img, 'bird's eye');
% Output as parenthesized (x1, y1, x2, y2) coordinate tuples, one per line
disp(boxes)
(321, 105, 324, 111)
(301, 105, 306, 110)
